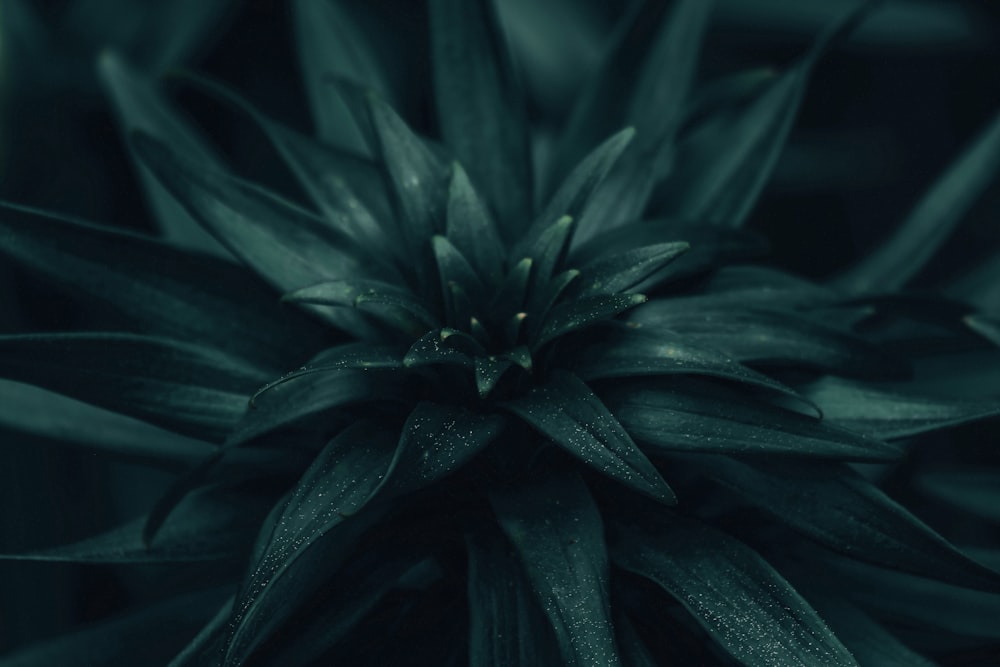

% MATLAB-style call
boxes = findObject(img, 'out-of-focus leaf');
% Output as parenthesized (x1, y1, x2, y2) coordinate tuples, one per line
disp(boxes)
(490, 474, 622, 667)
(433, 235, 488, 306)
(684, 68, 778, 127)
(0, 379, 213, 470)
(0, 587, 231, 667)
(492, 257, 534, 317)
(615, 614, 658, 667)
(515, 129, 635, 259)
(966, 314, 1000, 347)
(705, 457, 1000, 589)
(0, 333, 260, 442)
(801, 376, 1000, 439)
(502, 372, 675, 503)
(570, 326, 816, 413)
(610, 513, 858, 666)
(656, 5, 875, 228)
(446, 162, 505, 286)
(672, 264, 837, 310)
(98, 51, 228, 256)
(917, 470, 1000, 523)
(222, 421, 398, 666)
(293, 0, 392, 154)
(947, 254, 1000, 312)
(528, 216, 576, 297)
(800, 588, 937, 667)
(536, 293, 648, 349)
(167, 597, 233, 667)
(466, 527, 562, 667)
(630, 303, 907, 378)
(0, 202, 322, 372)
(607, 378, 899, 460)
(1, 484, 263, 563)
(835, 108, 1000, 294)
(430, 0, 532, 236)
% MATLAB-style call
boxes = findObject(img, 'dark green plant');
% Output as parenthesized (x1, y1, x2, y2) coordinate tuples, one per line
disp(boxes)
(1, 1, 1000, 665)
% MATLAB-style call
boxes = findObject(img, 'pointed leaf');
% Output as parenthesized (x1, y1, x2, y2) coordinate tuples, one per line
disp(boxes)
(167, 598, 233, 667)
(570, 326, 816, 414)
(610, 513, 858, 666)
(475, 355, 514, 398)
(132, 133, 382, 335)
(0, 333, 261, 442)
(293, 0, 392, 153)
(516, 129, 636, 259)
(466, 527, 562, 667)
(528, 215, 576, 299)
(801, 375, 1000, 440)
(404, 329, 474, 369)
(433, 235, 488, 305)
(706, 457, 1000, 590)
(446, 162, 505, 284)
(630, 303, 907, 378)
(490, 474, 623, 667)
(835, 108, 1000, 294)
(0, 379, 213, 470)
(430, 0, 532, 235)
(966, 313, 1000, 347)
(97, 51, 227, 256)
(222, 421, 398, 665)
(0, 202, 323, 372)
(502, 372, 675, 503)
(576, 242, 689, 295)
(536, 293, 647, 349)
(283, 279, 437, 336)
(607, 378, 900, 460)
(492, 257, 534, 316)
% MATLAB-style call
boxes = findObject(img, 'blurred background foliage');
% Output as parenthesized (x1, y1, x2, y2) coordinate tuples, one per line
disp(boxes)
(1, 0, 999, 659)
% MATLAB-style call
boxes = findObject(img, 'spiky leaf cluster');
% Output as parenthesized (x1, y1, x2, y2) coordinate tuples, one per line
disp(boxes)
(2, 1, 1000, 666)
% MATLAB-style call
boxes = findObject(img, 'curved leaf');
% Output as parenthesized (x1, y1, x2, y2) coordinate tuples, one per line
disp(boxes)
(502, 371, 675, 503)
(446, 162, 505, 285)
(490, 474, 622, 667)
(536, 293, 647, 349)
(284, 279, 437, 336)
(575, 242, 689, 296)
(917, 470, 1000, 523)
(801, 375, 1000, 440)
(834, 108, 1000, 294)
(0, 379, 213, 470)
(607, 378, 899, 460)
(0, 333, 260, 442)
(430, 0, 532, 235)
(610, 513, 858, 666)
(0, 202, 324, 372)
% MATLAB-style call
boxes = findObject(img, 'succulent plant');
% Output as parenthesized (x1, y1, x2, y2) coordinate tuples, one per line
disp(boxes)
(2, 1, 1000, 665)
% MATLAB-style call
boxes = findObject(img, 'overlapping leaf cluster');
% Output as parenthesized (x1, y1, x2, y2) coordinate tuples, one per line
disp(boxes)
(2, 0, 1000, 665)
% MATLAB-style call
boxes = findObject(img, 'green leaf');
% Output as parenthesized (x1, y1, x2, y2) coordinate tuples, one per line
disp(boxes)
(387, 402, 505, 495)
(515, 128, 636, 260)
(466, 527, 562, 667)
(528, 215, 576, 300)
(0, 588, 232, 667)
(801, 375, 1000, 440)
(230, 367, 404, 446)
(293, 0, 392, 154)
(283, 279, 437, 336)
(176, 73, 401, 267)
(0, 333, 261, 442)
(1, 484, 262, 563)
(0, 202, 323, 373)
(610, 513, 858, 667)
(475, 355, 515, 398)
(490, 474, 623, 667)
(430, 0, 532, 238)
(834, 110, 1000, 294)
(655, 5, 876, 227)
(966, 313, 1000, 347)
(502, 372, 675, 503)
(706, 457, 1000, 590)
(615, 614, 658, 667)
(0, 379, 213, 470)
(132, 132, 382, 336)
(97, 50, 227, 256)
(363, 92, 450, 274)
(917, 470, 1000, 523)
(446, 162, 505, 285)
(569, 326, 816, 414)
(575, 242, 689, 295)
(607, 378, 900, 460)
(536, 293, 647, 349)
(432, 235, 489, 306)
(403, 329, 475, 369)
(492, 257, 533, 317)
(631, 304, 907, 379)
(684, 68, 778, 126)
(167, 598, 233, 667)
(222, 421, 398, 666)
